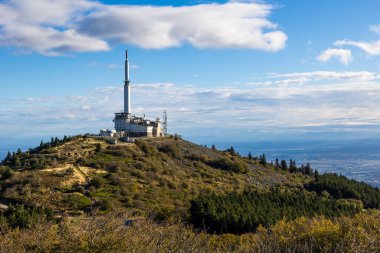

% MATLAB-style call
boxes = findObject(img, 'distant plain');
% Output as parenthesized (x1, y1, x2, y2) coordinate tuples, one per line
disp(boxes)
(210, 138, 380, 187)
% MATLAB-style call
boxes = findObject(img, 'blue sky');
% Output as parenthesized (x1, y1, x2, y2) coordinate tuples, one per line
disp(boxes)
(1, 0, 380, 149)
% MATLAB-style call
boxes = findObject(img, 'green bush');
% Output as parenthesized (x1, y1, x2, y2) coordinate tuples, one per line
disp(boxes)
(159, 144, 180, 158)
(97, 199, 114, 211)
(136, 140, 158, 155)
(89, 177, 106, 189)
(95, 143, 102, 153)
(206, 158, 248, 173)
(1, 204, 52, 229)
(64, 194, 92, 210)
(2, 167, 14, 179)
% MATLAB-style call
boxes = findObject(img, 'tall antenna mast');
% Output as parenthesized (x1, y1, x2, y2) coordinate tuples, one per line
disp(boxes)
(124, 50, 131, 114)
(163, 109, 168, 135)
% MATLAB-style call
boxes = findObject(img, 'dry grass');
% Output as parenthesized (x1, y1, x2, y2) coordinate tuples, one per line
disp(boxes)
(0, 211, 379, 253)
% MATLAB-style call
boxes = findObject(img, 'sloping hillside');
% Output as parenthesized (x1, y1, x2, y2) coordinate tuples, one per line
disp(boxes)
(0, 135, 310, 216)
(1, 135, 379, 253)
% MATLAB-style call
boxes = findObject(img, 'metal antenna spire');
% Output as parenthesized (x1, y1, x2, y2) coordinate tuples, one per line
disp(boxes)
(163, 109, 168, 135)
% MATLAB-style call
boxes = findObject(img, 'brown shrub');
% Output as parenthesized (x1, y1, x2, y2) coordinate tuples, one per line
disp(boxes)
(0, 212, 379, 253)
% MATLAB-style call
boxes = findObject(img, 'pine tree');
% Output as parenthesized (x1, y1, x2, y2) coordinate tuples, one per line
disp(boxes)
(301, 164, 306, 175)
(5, 152, 12, 162)
(248, 152, 253, 160)
(281, 160, 288, 171)
(314, 169, 319, 180)
(305, 163, 312, 175)
(275, 158, 279, 169)
(259, 154, 267, 165)
(288, 159, 297, 173)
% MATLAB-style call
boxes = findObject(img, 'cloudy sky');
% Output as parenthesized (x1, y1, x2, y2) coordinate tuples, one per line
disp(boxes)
(1, 0, 380, 146)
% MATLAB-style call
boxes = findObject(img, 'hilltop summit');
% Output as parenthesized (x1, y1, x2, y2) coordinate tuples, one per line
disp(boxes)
(0, 135, 302, 215)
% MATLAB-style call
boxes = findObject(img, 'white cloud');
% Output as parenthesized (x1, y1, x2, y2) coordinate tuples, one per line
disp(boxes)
(2, 71, 380, 139)
(274, 77, 310, 86)
(317, 48, 352, 65)
(369, 24, 380, 35)
(268, 71, 377, 81)
(335, 40, 380, 56)
(107, 63, 122, 69)
(0, 0, 287, 55)
(0, 0, 110, 55)
(322, 25, 380, 58)
(245, 81, 272, 86)
(79, 2, 287, 51)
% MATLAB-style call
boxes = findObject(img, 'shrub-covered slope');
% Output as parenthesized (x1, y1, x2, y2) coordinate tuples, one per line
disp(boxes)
(0, 136, 308, 216)
(1, 135, 380, 252)
(0, 210, 379, 253)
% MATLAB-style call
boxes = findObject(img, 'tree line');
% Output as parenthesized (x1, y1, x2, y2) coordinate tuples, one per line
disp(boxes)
(190, 189, 360, 234)
(1, 135, 75, 171)
(306, 173, 380, 208)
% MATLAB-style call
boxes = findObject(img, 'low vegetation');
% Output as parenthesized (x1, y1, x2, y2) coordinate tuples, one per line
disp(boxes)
(0, 210, 379, 253)
(0, 135, 379, 252)
(0, 204, 53, 229)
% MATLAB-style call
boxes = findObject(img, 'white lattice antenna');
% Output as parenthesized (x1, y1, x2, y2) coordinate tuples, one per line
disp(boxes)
(163, 109, 168, 134)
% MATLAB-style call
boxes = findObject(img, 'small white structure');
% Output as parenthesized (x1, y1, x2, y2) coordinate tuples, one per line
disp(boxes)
(99, 129, 116, 137)
(110, 50, 165, 138)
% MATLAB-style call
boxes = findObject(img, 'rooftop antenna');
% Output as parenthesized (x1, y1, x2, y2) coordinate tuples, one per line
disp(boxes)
(163, 109, 168, 135)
